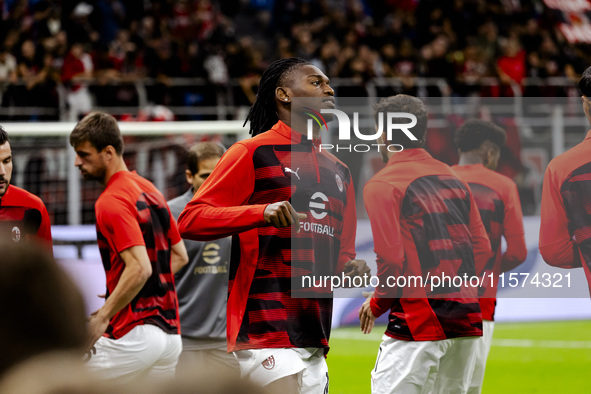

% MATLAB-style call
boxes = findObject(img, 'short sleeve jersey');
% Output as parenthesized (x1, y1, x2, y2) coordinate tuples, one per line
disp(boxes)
(0, 185, 52, 252)
(452, 164, 525, 320)
(95, 171, 181, 339)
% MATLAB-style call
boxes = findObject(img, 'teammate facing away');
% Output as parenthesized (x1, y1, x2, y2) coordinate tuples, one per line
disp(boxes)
(359, 95, 492, 394)
(540, 66, 591, 291)
(177, 57, 370, 393)
(69, 112, 189, 381)
(167, 142, 240, 376)
(0, 125, 53, 252)
(452, 119, 527, 393)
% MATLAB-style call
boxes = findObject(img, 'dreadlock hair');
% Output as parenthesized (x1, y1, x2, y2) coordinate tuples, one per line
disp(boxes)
(454, 119, 506, 152)
(244, 57, 310, 136)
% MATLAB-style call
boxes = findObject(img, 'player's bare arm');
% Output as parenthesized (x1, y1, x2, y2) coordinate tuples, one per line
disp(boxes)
(86, 245, 152, 352)
(263, 201, 307, 232)
(170, 240, 189, 274)
(359, 291, 376, 335)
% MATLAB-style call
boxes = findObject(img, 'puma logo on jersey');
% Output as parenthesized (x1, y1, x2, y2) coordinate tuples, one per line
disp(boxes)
(284, 167, 300, 180)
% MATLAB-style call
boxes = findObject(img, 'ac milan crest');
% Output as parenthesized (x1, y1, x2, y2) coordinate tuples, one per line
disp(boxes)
(11, 226, 21, 242)
(261, 355, 275, 370)
(335, 174, 344, 192)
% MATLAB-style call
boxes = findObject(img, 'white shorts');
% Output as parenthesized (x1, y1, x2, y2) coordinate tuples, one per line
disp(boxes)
(85, 324, 182, 382)
(468, 320, 495, 394)
(371, 334, 479, 394)
(234, 347, 328, 393)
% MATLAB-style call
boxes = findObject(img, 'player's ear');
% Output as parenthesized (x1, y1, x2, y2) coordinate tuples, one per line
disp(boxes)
(484, 149, 492, 167)
(185, 169, 194, 185)
(103, 145, 116, 159)
(276, 87, 290, 103)
(376, 132, 386, 145)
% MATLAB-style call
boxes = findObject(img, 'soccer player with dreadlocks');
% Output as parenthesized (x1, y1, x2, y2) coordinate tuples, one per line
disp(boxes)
(178, 58, 369, 393)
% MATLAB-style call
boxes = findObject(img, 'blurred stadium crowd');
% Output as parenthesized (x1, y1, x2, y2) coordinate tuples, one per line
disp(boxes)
(0, 0, 586, 121)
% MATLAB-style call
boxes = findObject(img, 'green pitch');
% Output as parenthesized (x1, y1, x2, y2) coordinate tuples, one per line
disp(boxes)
(327, 320, 591, 393)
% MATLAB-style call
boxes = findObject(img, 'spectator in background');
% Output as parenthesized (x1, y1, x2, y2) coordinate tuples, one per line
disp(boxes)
(6, 40, 43, 113)
(0, 46, 18, 108)
(2, 0, 591, 124)
(11, 39, 60, 118)
(143, 38, 183, 106)
(167, 142, 239, 378)
(393, 39, 418, 96)
(310, 37, 339, 76)
(421, 34, 455, 96)
(456, 44, 492, 97)
(0, 46, 18, 84)
(61, 42, 94, 121)
(496, 38, 526, 96)
(64, 2, 99, 45)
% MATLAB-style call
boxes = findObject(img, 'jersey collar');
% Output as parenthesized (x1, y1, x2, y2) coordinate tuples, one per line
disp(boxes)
(272, 121, 320, 147)
(0, 184, 11, 205)
(105, 170, 133, 189)
(451, 163, 486, 170)
(386, 147, 433, 165)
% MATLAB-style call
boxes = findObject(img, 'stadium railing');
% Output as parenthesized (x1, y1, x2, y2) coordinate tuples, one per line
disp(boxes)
(6, 121, 248, 226)
(2, 77, 579, 122)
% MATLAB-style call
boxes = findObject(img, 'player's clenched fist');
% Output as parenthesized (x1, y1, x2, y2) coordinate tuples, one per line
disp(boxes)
(343, 259, 371, 279)
(264, 201, 307, 232)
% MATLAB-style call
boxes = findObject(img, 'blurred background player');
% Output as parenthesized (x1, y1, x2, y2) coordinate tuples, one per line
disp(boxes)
(359, 95, 492, 394)
(0, 240, 86, 377)
(178, 57, 369, 393)
(0, 125, 52, 252)
(452, 119, 527, 393)
(69, 112, 188, 382)
(540, 66, 591, 289)
(167, 141, 239, 376)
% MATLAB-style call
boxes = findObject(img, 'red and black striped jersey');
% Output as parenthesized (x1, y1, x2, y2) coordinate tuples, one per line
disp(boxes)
(452, 164, 526, 320)
(540, 130, 591, 291)
(364, 149, 491, 341)
(178, 121, 357, 353)
(96, 171, 181, 339)
(0, 185, 52, 253)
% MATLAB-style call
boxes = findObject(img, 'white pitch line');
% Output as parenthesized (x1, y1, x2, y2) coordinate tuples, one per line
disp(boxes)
(331, 332, 383, 341)
(331, 332, 591, 349)
(493, 339, 591, 349)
